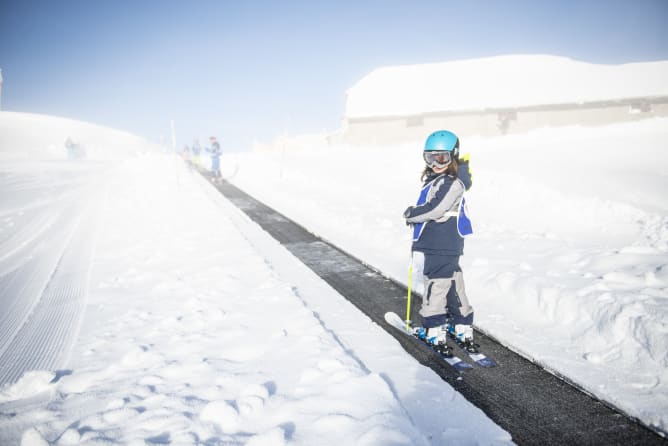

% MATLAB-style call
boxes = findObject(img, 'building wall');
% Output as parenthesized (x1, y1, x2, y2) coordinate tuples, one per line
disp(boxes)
(334, 97, 668, 146)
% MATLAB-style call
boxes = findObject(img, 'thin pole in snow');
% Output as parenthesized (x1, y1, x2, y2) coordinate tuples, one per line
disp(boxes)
(171, 120, 180, 189)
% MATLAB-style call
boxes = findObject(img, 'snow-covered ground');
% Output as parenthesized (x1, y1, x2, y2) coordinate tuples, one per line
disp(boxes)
(1, 110, 667, 442)
(225, 117, 668, 436)
(0, 112, 512, 445)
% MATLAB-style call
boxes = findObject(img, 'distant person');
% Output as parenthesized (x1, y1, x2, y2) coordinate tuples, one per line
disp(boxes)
(64, 137, 85, 160)
(191, 139, 202, 166)
(181, 144, 191, 164)
(65, 137, 75, 159)
(208, 136, 222, 180)
(403, 130, 476, 355)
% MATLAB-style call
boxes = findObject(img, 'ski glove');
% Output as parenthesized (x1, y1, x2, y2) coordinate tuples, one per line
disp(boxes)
(403, 206, 415, 225)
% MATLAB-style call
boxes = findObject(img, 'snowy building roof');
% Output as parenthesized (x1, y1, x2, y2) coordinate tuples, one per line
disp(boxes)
(344, 55, 668, 119)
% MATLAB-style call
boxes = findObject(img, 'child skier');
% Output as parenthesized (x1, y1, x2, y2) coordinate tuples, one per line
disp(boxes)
(403, 130, 476, 353)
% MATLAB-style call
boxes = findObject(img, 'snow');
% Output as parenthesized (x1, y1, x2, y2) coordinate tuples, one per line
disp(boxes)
(224, 117, 668, 436)
(0, 112, 511, 445)
(0, 111, 154, 161)
(345, 55, 668, 118)
(1, 70, 668, 440)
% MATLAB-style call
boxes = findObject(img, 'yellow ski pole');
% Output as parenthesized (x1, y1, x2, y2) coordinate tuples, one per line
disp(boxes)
(405, 252, 414, 330)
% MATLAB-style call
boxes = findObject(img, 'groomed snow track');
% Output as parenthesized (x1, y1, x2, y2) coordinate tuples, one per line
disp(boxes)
(208, 174, 666, 446)
(0, 166, 103, 388)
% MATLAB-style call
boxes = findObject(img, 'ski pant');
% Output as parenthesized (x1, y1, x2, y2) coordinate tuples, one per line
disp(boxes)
(211, 157, 221, 177)
(419, 253, 474, 329)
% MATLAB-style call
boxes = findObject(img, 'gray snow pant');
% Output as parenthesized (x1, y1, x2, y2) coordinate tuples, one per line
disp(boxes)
(419, 254, 474, 329)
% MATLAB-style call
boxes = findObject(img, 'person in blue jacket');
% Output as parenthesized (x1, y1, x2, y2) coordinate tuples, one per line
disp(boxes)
(403, 130, 476, 352)
(192, 139, 202, 166)
(208, 136, 222, 179)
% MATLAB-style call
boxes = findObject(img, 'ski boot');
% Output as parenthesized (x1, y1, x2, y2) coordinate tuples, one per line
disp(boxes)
(446, 323, 480, 353)
(412, 326, 453, 357)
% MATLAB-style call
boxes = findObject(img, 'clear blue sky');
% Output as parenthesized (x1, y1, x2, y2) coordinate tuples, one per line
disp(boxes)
(1, 0, 667, 150)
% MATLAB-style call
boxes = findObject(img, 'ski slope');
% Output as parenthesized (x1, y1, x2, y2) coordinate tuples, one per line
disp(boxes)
(0, 162, 107, 386)
(0, 113, 511, 445)
(0, 108, 667, 443)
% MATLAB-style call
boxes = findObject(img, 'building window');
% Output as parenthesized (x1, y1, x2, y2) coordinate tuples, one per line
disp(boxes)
(406, 116, 424, 127)
(629, 102, 651, 114)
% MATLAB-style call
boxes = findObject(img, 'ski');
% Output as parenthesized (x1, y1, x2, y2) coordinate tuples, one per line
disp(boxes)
(447, 331, 497, 368)
(384, 312, 473, 371)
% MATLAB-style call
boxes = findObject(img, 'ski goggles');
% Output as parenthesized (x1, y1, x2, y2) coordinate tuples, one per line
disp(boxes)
(423, 150, 453, 168)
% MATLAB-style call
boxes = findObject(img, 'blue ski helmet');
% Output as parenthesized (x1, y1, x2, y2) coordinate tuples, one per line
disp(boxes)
(424, 130, 459, 158)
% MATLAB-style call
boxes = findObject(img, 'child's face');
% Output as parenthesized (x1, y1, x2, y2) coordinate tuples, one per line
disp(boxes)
(432, 164, 449, 174)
